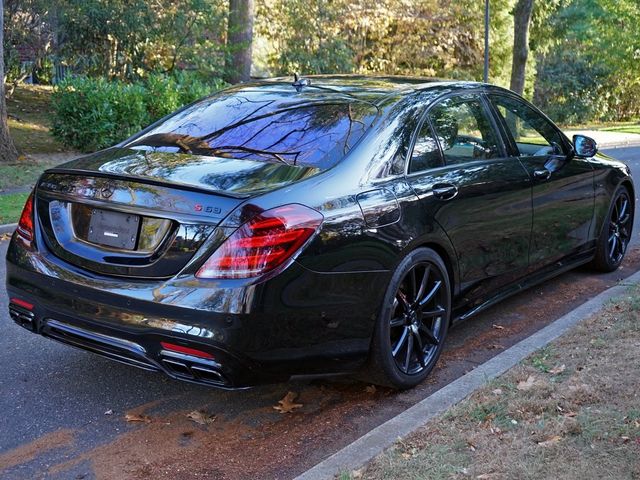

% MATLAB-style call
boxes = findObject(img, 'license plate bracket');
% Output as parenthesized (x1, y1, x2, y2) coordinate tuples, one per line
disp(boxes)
(87, 209, 140, 250)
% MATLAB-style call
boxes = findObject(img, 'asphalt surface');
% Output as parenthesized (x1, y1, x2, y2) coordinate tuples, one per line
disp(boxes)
(1, 146, 639, 479)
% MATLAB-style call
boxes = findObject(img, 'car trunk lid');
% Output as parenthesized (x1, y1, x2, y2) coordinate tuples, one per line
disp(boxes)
(35, 149, 320, 278)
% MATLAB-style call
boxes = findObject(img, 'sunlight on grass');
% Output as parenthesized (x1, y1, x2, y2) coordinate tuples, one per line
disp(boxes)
(0, 192, 29, 224)
(7, 84, 67, 154)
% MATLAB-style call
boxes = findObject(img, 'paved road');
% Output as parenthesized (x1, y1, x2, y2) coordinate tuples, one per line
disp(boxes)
(1, 146, 639, 479)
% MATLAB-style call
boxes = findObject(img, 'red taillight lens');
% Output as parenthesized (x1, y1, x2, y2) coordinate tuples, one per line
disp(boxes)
(16, 192, 34, 241)
(196, 204, 323, 279)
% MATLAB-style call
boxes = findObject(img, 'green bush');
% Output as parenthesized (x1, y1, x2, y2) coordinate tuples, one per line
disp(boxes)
(51, 73, 227, 152)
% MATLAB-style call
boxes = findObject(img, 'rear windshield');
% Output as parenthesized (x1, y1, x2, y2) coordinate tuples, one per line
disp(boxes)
(126, 90, 378, 169)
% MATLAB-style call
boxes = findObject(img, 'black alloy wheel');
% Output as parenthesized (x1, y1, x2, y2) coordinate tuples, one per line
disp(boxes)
(389, 263, 446, 375)
(367, 248, 451, 389)
(607, 190, 631, 264)
(593, 186, 633, 272)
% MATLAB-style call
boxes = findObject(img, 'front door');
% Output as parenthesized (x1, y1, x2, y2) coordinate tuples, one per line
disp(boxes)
(488, 94, 595, 267)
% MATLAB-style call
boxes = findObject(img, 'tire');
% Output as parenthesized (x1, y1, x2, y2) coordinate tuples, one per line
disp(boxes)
(592, 185, 633, 272)
(365, 248, 451, 389)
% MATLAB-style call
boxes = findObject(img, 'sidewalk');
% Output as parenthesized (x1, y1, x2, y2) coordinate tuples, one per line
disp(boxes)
(565, 129, 640, 148)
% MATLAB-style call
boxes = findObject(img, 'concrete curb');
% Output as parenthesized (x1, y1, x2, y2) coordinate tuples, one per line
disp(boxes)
(0, 223, 17, 236)
(600, 140, 640, 149)
(295, 269, 640, 480)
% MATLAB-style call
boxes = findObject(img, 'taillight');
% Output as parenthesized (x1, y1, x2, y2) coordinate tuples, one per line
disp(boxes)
(196, 204, 323, 279)
(16, 192, 34, 241)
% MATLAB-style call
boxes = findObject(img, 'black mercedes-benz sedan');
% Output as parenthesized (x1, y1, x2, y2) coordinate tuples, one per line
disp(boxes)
(6, 76, 634, 389)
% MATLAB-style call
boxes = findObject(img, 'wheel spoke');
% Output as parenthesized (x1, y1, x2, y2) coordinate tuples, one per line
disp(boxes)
(413, 331, 426, 367)
(619, 213, 631, 225)
(419, 280, 442, 307)
(410, 268, 418, 303)
(415, 265, 431, 304)
(618, 199, 628, 221)
(610, 236, 618, 260)
(390, 316, 405, 328)
(421, 306, 446, 318)
(404, 333, 414, 372)
(397, 291, 411, 313)
(392, 327, 409, 357)
(419, 323, 440, 345)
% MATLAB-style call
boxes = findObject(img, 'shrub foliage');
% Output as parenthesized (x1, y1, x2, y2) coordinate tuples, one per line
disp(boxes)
(51, 74, 226, 152)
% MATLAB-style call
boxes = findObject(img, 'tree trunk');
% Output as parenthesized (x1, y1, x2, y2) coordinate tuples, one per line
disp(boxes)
(510, 0, 535, 96)
(0, 0, 19, 163)
(226, 0, 254, 84)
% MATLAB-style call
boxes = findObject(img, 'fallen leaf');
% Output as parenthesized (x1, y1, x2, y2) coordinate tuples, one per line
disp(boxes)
(187, 410, 216, 425)
(564, 411, 578, 417)
(273, 391, 303, 414)
(0, 233, 12, 241)
(491, 324, 505, 330)
(125, 413, 151, 423)
(401, 452, 412, 459)
(466, 440, 477, 452)
(549, 364, 566, 375)
(104, 409, 113, 415)
(537, 435, 562, 447)
(517, 375, 536, 391)
(477, 474, 497, 479)
(365, 385, 377, 394)
(491, 388, 503, 395)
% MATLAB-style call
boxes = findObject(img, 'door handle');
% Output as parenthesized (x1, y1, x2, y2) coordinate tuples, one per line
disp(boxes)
(533, 168, 551, 180)
(432, 183, 458, 200)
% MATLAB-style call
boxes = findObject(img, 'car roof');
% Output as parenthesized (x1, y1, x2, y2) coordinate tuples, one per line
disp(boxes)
(228, 75, 498, 106)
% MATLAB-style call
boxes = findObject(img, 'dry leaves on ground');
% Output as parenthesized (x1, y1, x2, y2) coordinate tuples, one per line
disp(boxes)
(273, 391, 303, 414)
(0, 233, 12, 241)
(516, 375, 536, 391)
(537, 435, 562, 447)
(187, 410, 216, 425)
(549, 364, 566, 375)
(124, 413, 152, 423)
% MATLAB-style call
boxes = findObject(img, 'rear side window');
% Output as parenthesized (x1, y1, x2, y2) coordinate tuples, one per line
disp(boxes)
(127, 90, 378, 169)
(408, 120, 442, 173)
(490, 95, 566, 156)
(428, 96, 501, 165)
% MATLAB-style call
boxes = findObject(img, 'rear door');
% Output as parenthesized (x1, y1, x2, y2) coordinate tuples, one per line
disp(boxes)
(487, 94, 595, 267)
(405, 93, 532, 302)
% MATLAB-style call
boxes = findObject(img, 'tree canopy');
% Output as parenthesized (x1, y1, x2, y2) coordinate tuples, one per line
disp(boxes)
(2, 0, 640, 124)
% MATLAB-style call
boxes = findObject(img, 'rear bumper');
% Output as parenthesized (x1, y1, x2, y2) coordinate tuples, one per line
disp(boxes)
(6, 235, 387, 388)
(8, 300, 256, 388)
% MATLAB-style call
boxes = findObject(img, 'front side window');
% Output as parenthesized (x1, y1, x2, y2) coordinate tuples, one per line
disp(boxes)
(490, 95, 565, 157)
(427, 96, 501, 165)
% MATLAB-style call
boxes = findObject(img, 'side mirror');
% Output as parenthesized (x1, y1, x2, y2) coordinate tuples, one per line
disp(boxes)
(573, 134, 598, 158)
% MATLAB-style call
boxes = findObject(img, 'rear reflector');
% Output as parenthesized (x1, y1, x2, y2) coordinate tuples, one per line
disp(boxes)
(160, 341, 215, 359)
(10, 298, 34, 310)
(196, 204, 323, 279)
(16, 192, 34, 241)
